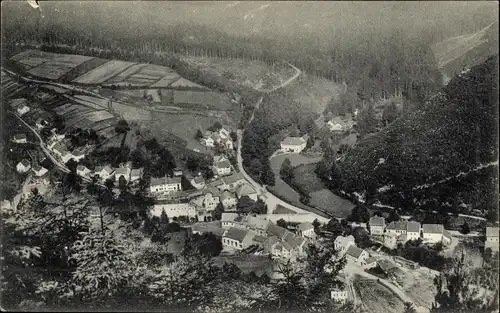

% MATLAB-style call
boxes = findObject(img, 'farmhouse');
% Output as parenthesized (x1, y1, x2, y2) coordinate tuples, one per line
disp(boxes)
(190, 190, 220, 213)
(369, 216, 385, 235)
(485, 227, 499, 251)
(364, 257, 378, 269)
(244, 215, 271, 236)
(94, 165, 115, 181)
(51, 142, 70, 161)
(334, 235, 355, 254)
(422, 224, 452, 245)
(115, 167, 131, 182)
(236, 183, 258, 201)
(327, 116, 354, 133)
(190, 175, 206, 190)
(16, 159, 31, 173)
(214, 155, 228, 163)
(222, 228, 253, 251)
(297, 222, 316, 239)
(76, 165, 91, 177)
(151, 200, 196, 219)
(224, 139, 234, 150)
(345, 245, 369, 266)
(31, 164, 48, 177)
(386, 221, 421, 242)
(150, 177, 182, 194)
(130, 168, 144, 182)
(280, 136, 307, 153)
(12, 133, 27, 144)
(221, 190, 237, 209)
(213, 160, 232, 176)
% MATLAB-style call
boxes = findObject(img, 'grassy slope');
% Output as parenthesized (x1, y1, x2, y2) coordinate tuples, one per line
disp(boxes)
(338, 56, 499, 216)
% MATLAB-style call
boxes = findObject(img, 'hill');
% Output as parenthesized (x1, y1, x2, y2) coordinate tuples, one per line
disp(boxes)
(336, 56, 499, 220)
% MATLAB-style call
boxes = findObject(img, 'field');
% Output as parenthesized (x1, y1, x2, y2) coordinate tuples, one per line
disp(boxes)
(292, 163, 325, 193)
(111, 102, 152, 121)
(72, 60, 137, 84)
(150, 74, 181, 88)
(391, 267, 437, 310)
(169, 77, 207, 90)
(172, 90, 233, 110)
(180, 55, 297, 91)
(309, 189, 355, 218)
(353, 276, 405, 313)
(59, 58, 110, 82)
(104, 63, 148, 83)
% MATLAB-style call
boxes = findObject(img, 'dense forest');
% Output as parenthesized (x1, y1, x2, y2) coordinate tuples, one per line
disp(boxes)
(319, 56, 499, 220)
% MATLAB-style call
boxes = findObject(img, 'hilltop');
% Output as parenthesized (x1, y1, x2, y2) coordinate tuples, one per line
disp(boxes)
(336, 56, 499, 220)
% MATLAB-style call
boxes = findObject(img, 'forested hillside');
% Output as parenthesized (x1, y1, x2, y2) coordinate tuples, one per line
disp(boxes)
(332, 56, 499, 220)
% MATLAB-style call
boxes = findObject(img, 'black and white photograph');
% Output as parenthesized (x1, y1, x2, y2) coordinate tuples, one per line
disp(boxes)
(0, 1, 499, 312)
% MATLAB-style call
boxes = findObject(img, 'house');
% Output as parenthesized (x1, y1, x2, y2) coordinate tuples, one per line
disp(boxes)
(151, 200, 196, 219)
(363, 257, 378, 269)
(35, 117, 49, 130)
(51, 142, 68, 159)
(330, 287, 348, 303)
(219, 127, 230, 140)
(222, 228, 253, 250)
(94, 165, 115, 181)
(485, 227, 499, 251)
(173, 167, 183, 177)
(266, 224, 290, 240)
(224, 139, 234, 150)
(213, 160, 232, 176)
(297, 222, 316, 239)
(382, 233, 399, 249)
(345, 245, 369, 266)
(334, 235, 355, 254)
(17, 104, 30, 116)
(76, 165, 91, 177)
(16, 159, 31, 173)
(369, 216, 385, 235)
(221, 213, 240, 229)
(1, 200, 12, 212)
(9, 98, 27, 109)
(244, 215, 271, 236)
(115, 167, 131, 182)
(280, 136, 307, 153)
(422, 224, 452, 245)
(150, 177, 182, 194)
(130, 168, 144, 182)
(31, 164, 48, 177)
(191, 190, 220, 212)
(190, 175, 206, 190)
(386, 221, 421, 242)
(236, 183, 258, 201)
(220, 191, 237, 209)
(12, 133, 27, 144)
(220, 172, 245, 191)
(327, 116, 354, 133)
(204, 136, 215, 148)
(378, 259, 399, 275)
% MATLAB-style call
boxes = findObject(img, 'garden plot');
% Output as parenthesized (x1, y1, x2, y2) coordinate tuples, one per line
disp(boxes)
(309, 189, 355, 218)
(138, 64, 176, 77)
(54, 103, 79, 115)
(104, 63, 147, 83)
(353, 276, 404, 313)
(64, 116, 92, 129)
(73, 95, 109, 109)
(10, 49, 56, 62)
(18, 57, 47, 69)
(96, 127, 116, 138)
(62, 106, 94, 117)
(150, 73, 181, 88)
(70, 96, 108, 110)
(111, 102, 151, 121)
(173, 90, 232, 110)
(81, 110, 115, 122)
(91, 119, 118, 131)
(60, 58, 109, 82)
(393, 267, 436, 310)
(169, 77, 208, 90)
(28, 62, 74, 80)
(72, 60, 137, 84)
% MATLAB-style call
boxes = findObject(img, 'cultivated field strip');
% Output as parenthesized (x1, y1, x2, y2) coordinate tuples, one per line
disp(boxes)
(72, 60, 137, 84)
(104, 63, 148, 83)
(150, 74, 181, 88)
(170, 77, 207, 90)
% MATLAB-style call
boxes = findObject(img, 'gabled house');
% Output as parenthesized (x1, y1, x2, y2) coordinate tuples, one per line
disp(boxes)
(485, 227, 499, 251)
(244, 215, 271, 236)
(35, 117, 49, 130)
(334, 235, 355, 254)
(222, 227, 252, 250)
(76, 165, 91, 177)
(345, 245, 369, 266)
(422, 224, 452, 245)
(280, 136, 307, 153)
(173, 167, 183, 177)
(220, 172, 245, 191)
(150, 176, 182, 194)
(94, 165, 115, 181)
(369, 216, 386, 235)
(31, 164, 48, 177)
(331, 287, 348, 303)
(386, 220, 421, 242)
(297, 222, 316, 239)
(190, 175, 206, 190)
(213, 160, 232, 176)
(12, 133, 27, 144)
(363, 257, 378, 269)
(327, 116, 354, 133)
(191, 190, 220, 212)
(224, 138, 234, 150)
(115, 167, 131, 182)
(236, 183, 258, 201)
(16, 159, 31, 173)
(219, 127, 230, 140)
(220, 190, 237, 209)
(213, 155, 228, 163)
(130, 168, 144, 182)
(17, 104, 30, 116)
(9, 98, 27, 110)
(151, 200, 196, 219)
(221, 213, 240, 229)
(51, 142, 68, 159)
(70, 148, 86, 162)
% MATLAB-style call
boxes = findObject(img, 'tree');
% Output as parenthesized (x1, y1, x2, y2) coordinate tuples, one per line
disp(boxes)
(260, 160, 275, 186)
(404, 302, 417, 313)
(195, 129, 203, 140)
(229, 131, 238, 142)
(160, 209, 169, 225)
(115, 119, 130, 134)
(236, 196, 255, 214)
(207, 121, 222, 132)
(306, 135, 315, 149)
(279, 158, 294, 184)
(387, 209, 400, 223)
(382, 100, 399, 125)
(357, 104, 378, 137)
(276, 219, 287, 229)
(118, 175, 128, 192)
(211, 203, 225, 221)
(348, 205, 370, 223)
(352, 227, 371, 249)
(460, 222, 470, 234)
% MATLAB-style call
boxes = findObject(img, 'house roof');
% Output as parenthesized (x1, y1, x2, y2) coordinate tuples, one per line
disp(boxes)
(192, 176, 205, 184)
(77, 165, 88, 171)
(213, 155, 227, 163)
(297, 222, 314, 231)
(365, 257, 377, 264)
(115, 167, 129, 175)
(10, 98, 27, 108)
(245, 215, 270, 230)
(72, 148, 85, 156)
(386, 221, 408, 231)
(95, 165, 114, 175)
(222, 172, 244, 185)
(221, 212, 239, 222)
(345, 245, 364, 259)
(369, 216, 385, 227)
(173, 167, 183, 173)
(131, 168, 143, 176)
(486, 227, 499, 237)
(52, 142, 67, 152)
(264, 236, 280, 248)
(274, 205, 297, 214)
(215, 160, 231, 169)
(224, 227, 248, 242)
(267, 224, 289, 239)
(443, 229, 452, 240)
(378, 259, 398, 272)
(31, 164, 43, 172)
(13, 133, 27, 140)
(407, 221, 421, 233)
(19, 159, 30, 167)
(220, 190, 236, 201)
(284, 233, 305, 249)
(281, 136, 305, 146)
(422, 224, 444, 234)
(335, 235, 355, 245)
(242, 232, 256, 247)
(236, 183, 257, 198)
(252, 235, 267, 244)
(151, 176, 181, 186)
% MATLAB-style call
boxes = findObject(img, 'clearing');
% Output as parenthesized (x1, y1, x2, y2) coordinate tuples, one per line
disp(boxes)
(72, 60, 137, 84)
(353, 275, 405, 313)
(309, 189, 355, 218)
(391, 266, 437, 310)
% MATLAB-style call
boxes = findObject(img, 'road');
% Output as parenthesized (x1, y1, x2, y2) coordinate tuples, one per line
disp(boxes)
(258, 61, 302, 93)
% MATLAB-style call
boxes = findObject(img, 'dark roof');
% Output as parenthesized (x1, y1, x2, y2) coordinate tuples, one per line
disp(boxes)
(20, 159, 31, 167)
(365, 257, 377, 264)
(222, 172, 244, 185)
(378, 259, 398, 272)
(215, 160, 231, 169)
(150, 176, 181, 186)
(345, 245, 364, 259)
(407, 221, 421, 233)
(267, 224, 288, 239)
(283, 233, 305, 249)
(386, 221, 407, 231)
(253, 235, 267, 244)
(281, 136, 305, 146)
(274, 205, 297, 214)
(115, 167, 129, 175)
(297, 222, 314, 231)
(224, 228, 248, 242)
(423, 224, 444, 234)
(369, 216, 385, 227)
(192, 176, 205, 184)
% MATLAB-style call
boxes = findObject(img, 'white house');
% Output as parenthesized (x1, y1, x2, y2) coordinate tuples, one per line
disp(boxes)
(220, 190, 237, 209)
(130, 168, 144, 182)
(115, 167, 131, 182)
(31, 164, 48, 177)
(297, 222, 316, 239)
(386, 221, 421, 242)
(204, 136, 215, 148)
(330, 287, 348, 303)
(221, 213, 241, 229)
(222, 227, 255, 251)
(219, 127, 230, 140)
(190, 175, 206, 190)
(327, 116, 354, 133)
(334, 235, 355, 254)
(94, 165, 115, 181)
(369, 216, 386, 235)
(70, 148, 85, 162)
(224, 139, 234, 150)
(173, 167, 183, 177)
(35, 118, 49, 130)
(422, 224, 452, 245)
(244, 215, 271, 236)
(213, 160, 232, 176)
(150, 177, 182, 194)
(51, 142, 68, 159)
(16, 159, 31, 173)
(17, 104, 30, 116)
(345, 245, 370, 266)
(363, 257, 378, 270)
(280, 136, 307, 153)
(236, 183, 258, 201)
(12, 133, 27, 144)
(485, 227, 499, 251)
(213, 155, 227, 163)
(151, 200, 196, 219)
(220, 173, 246, 191)
(76, 165, 91, 177)
(191, 190, 220, 213)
